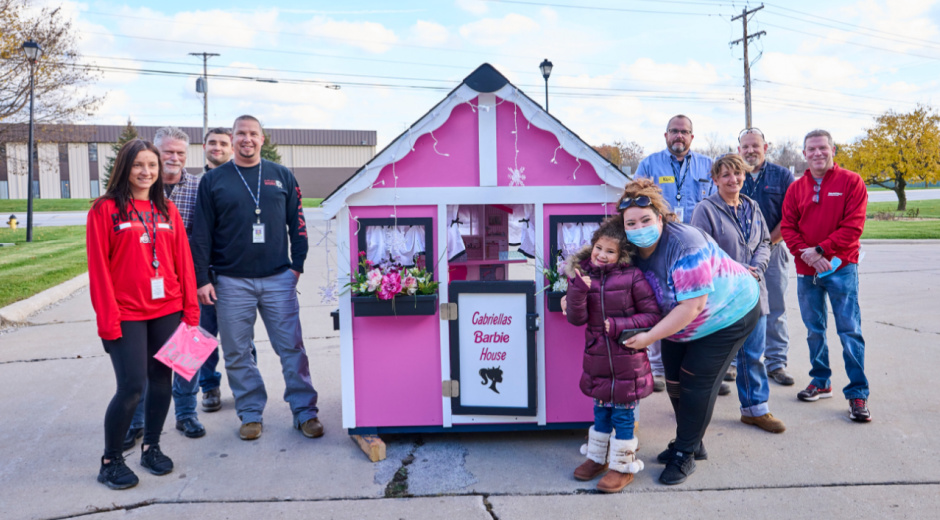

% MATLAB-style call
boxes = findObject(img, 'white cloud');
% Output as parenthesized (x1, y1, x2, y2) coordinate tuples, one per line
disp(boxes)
(758, 52, 865, 89)
(408, 20, 449, 46)
(459, 14, 540, 46)
(303, 17, 399, 53)
(455, 0, 489, 15)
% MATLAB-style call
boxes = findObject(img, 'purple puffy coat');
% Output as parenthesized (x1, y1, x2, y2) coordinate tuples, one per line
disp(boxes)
(564, 244, 662, 404)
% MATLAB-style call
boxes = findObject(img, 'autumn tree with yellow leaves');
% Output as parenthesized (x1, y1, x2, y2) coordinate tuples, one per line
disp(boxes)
(840, 105, 940, 211)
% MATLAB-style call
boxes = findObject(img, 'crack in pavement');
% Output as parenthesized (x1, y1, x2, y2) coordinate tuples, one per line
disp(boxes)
(38, 480, 940, 520)
(0, 354, 105, 365)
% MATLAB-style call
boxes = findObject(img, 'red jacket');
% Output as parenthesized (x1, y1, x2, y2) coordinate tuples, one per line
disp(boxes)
(564, 245, 661, 404)
(780, 163, 868, 276)
(87, 198, 199, 340)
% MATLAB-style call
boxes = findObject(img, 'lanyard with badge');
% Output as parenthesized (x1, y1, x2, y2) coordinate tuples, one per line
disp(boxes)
(131, 201, 165, 300)
(234, 161, 265, 244)
(744, 163, 766, 199)
(670, 157, 690, 220)
(729, 200, 752, 242)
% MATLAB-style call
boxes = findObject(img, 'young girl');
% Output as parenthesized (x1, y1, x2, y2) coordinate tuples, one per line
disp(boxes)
(87, 139, 199, 489)
(564, 218, 661, 493)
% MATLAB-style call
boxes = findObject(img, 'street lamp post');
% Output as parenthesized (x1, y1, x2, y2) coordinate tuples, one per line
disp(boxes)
(22, 40, 42, 243)
(539, 58, 553, 113)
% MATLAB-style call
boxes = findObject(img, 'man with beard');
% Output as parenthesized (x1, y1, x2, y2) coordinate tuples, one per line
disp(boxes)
(192, 115, 322, 441)
(738, 128, 796, 386)
(634, 115, 718, 394)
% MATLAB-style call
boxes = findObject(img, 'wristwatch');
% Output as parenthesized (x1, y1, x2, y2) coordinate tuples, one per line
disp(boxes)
(814, 245, 825, 255)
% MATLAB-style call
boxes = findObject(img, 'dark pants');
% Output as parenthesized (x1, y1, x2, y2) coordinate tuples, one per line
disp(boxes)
(101, 311, 180, 460)
(662, 303, 760, 454)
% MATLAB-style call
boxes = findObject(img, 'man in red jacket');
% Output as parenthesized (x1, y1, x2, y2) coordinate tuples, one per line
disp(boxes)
(780, 129, 871, 423)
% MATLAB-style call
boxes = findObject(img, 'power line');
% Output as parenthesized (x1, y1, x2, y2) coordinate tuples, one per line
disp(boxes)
(763, 2, 940, 48)
(760, 22, 940, 61)
(481, 0, 724, 16)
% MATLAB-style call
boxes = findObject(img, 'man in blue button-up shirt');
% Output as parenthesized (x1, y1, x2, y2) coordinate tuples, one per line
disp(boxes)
(635, 115, 714, 224)
(738, 128, 796, 387)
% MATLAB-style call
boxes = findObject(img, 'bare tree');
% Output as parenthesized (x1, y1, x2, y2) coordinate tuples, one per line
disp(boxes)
(766, 138, 807, 177)
(692, 132, 734, 159)
(593, 140, 645, 174)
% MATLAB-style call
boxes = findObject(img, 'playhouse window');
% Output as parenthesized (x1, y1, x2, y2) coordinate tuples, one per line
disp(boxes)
(357, 217, 433, 274)
(547, 215, 605, 271)
(447, 204, 536, 282)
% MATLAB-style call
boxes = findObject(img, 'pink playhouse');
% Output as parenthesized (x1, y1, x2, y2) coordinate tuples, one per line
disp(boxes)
(321, 64, 630, 458)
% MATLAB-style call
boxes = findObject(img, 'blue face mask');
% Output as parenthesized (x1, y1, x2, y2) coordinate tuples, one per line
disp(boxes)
(625, 224, 661, 248)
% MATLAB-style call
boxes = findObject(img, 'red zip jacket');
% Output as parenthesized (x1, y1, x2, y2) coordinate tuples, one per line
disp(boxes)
(87, 198, 199, 340)
(780, 163, 868, 276)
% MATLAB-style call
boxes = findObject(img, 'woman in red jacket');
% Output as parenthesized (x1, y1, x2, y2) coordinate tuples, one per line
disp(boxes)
(87, 139, 199, 490)
(564, 218, 662, 493)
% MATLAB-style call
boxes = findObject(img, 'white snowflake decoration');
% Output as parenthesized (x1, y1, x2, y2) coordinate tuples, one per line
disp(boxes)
(507, 166, 526, 187)
(318, 283, 338, 304)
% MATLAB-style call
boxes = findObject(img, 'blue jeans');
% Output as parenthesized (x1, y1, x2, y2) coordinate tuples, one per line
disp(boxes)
(215, 270, 319, 426)
(764, 243, 791, 372)
(796, 263, 869, 399)
(197, 302, 223, 393)
(593, 404, 636, 440)
(736, 315, 770, 417)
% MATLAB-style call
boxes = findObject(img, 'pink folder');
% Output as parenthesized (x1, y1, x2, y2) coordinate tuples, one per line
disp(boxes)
(154, 323, 219, 381)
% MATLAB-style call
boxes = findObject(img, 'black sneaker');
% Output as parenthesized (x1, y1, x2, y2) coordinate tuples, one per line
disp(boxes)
(660, 449, 696, 485)
(202, 388, 222, 412)
(656, 439, 707, 464)
(718, 382, 731, 396)
(123, 426, 143, 451)
(723, 367, 737, 381)
(140, 445, 174, 476)
(97, 456, 139, 490)
(849, 398, 872, 422)
(797, 384, 833, 402)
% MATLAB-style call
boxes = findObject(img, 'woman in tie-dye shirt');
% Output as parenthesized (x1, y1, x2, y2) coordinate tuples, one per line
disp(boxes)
(616, 178, 760, 487)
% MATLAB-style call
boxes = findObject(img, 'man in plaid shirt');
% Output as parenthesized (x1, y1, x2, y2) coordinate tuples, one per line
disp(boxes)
(123, 126, 208, 450)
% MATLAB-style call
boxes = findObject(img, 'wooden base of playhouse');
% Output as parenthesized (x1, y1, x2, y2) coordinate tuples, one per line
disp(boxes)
(347, 421, 593, 462)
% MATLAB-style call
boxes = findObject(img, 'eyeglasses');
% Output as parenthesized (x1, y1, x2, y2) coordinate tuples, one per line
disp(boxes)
(812, 183, 821, 204)
(667, 129, 691, 136)
(618, 196, 652, 210)
(738, 128, 765, 141)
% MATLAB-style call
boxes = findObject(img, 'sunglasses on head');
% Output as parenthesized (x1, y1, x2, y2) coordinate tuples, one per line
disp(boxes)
(618, 196, 652, 210)
(738, 127, 764, 141)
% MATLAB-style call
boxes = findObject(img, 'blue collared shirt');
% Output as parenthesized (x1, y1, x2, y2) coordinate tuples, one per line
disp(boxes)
(635, 149, 714, 223)
(741, 161, 794, 233)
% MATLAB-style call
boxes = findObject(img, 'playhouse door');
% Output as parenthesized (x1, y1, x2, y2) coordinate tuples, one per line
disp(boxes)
(447, 281, 538, 417)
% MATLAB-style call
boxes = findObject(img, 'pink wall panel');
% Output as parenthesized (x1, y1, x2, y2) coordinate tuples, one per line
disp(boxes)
(373, 100, 480, 188)
(348, 205, 443, 427)
(495, 100, 601, 187)
(542, 204, 617, 423)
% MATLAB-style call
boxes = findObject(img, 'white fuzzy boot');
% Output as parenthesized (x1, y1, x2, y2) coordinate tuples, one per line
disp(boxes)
(597, 436, 643, 493)
(574, 427, 610, 481)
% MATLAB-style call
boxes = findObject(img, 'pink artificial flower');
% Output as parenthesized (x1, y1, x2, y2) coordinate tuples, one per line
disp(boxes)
(366, 268, 383, 292)
(377, 271, 402, 300)
(402, 276, 418, 295)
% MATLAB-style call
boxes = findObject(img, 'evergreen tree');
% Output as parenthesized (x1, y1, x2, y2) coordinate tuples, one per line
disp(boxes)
(102, 119, 138, 188)
(261, 129, 282, 164)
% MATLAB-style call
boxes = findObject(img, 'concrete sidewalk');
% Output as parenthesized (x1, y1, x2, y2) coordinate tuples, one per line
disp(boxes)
(1, 223, 938, 519)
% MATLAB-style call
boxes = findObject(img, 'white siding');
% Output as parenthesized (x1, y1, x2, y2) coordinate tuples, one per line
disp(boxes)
(68, 143, 90, 199)
(290, 145, 374, 168)
(186, 144, 204, 168)
(6, 143, 28, 199)
(38, 143, 61, 199)
(278, 145, 294, 168)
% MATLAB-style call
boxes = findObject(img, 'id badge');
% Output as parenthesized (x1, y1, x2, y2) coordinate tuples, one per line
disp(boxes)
(675, 206, 684, 222)
(252, 223, 265, 243)
(151, 277, 165, 300)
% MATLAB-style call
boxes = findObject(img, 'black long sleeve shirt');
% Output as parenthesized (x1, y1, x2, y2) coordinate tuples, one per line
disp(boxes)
(192, 159, 308, 287)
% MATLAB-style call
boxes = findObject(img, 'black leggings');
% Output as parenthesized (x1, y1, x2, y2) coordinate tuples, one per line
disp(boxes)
(662, 303, 760, 454)
(101, 311, 180, 459)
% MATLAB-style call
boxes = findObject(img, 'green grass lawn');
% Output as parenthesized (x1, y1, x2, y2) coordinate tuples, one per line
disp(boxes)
(863, 220, 940, 239)
(0, 199, 94, 213)
(302, 198, 323, 208)
(0, 226, 88, 308)
(867, 198, 940, 218)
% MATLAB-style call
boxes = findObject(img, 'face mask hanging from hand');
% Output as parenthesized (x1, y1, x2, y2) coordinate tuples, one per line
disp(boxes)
(625, 225, 661, 248)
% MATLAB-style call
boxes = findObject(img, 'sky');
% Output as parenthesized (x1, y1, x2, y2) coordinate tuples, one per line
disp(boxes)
(38, 0, 940, 155)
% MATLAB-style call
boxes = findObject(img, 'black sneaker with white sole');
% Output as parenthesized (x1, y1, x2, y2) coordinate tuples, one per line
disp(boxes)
(140, 445, 174, 475)
(797, 384, 832, 402)
(97, 456, 139, 490)
(849, 398, 872, 422)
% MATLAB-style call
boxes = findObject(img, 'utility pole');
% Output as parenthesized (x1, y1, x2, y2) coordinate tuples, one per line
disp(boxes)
(730, 5, 766, 129)
(189, 52, 219, 162)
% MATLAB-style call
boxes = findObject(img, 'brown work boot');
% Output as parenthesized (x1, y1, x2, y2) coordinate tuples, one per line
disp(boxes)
(239, 422, 263, 440)
(300, 418, 324, 438)
(741, 413, 786, 433)
(597, 470, 634, 493)
(573, 459, 608, 481)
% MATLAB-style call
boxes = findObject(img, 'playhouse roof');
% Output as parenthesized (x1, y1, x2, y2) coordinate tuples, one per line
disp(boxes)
(320, 63, 629, 218)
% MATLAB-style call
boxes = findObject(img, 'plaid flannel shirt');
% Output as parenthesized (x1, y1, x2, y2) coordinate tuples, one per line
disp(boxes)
(164, 171, 200, 236)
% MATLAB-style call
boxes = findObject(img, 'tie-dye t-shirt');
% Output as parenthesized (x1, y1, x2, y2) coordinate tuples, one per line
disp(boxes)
(635, 221, 759, 342)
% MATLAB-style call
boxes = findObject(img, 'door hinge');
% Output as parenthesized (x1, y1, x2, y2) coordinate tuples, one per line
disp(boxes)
(442, 380, 460, 398)
(527, 312, 540, 331)
(440, 302, 458, 321)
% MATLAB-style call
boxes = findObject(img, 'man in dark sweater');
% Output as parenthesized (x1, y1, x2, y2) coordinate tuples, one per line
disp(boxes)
(192, 115, 322, 441)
